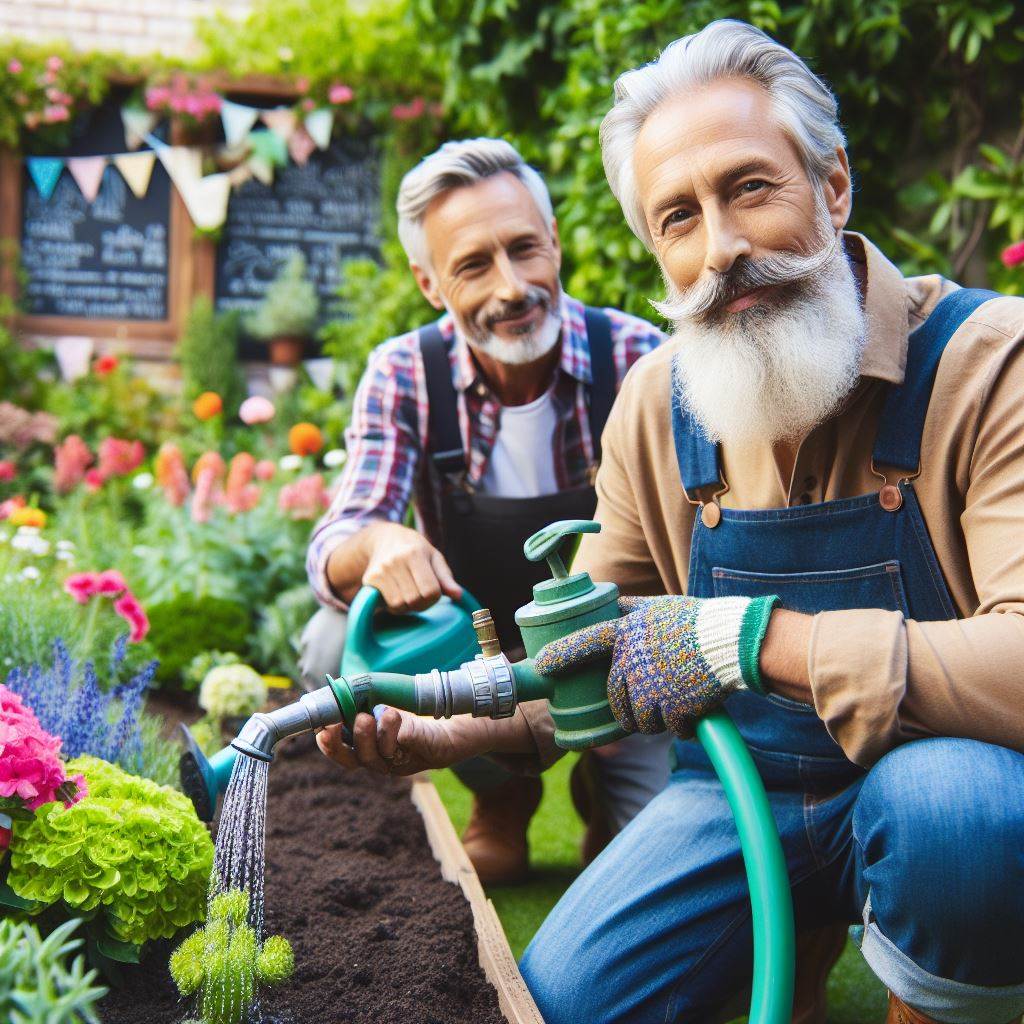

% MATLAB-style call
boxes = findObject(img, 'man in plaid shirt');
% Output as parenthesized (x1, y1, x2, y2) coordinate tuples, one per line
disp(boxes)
(304, 138, 670, 883)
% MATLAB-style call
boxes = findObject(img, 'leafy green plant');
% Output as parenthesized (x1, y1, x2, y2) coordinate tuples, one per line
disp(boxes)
(198, 663, 267, 720)
(177, 298, 245, 417)
(185, 649, 242, 690)
(0, 917, 107, 1024)
(8, 754, 213, 946)
(170, 888, 294, 1024)
(147, 594, 252, 688)
(246, 253, 319, 341)
(250, 584, 317, 681)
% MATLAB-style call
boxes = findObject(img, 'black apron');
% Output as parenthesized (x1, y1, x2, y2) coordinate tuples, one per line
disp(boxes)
(419, 309, 615, 647)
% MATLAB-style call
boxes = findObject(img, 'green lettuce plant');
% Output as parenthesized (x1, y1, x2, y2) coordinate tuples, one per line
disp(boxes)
(246, 253, 319, 341)
(171, 888, 294, 1024)
(0, 917, 107, 1024)
(198, 663, 267, 721)
(8, 755, 213, 946)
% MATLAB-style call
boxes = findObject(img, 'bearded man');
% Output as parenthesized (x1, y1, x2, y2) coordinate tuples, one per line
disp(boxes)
(305, 138, 672, 886)
(318, 20, 1024, 1024)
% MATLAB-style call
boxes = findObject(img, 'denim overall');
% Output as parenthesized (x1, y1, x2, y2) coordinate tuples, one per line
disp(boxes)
(521, 289, 1024, 1024)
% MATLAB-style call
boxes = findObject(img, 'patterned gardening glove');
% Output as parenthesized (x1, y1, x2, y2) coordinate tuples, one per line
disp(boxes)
(534, 594, 779, 736)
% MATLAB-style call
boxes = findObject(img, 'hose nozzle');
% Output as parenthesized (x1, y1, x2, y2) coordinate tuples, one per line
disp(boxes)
(230, 685, 343, 761)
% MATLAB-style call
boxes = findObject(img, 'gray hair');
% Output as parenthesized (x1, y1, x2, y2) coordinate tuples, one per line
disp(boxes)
(600, 20, 847, 249)
(396, 138, 555, 274)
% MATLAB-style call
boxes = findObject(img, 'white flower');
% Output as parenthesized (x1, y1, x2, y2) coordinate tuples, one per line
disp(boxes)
(278, 454, 303, 472)
(19, 565, 40, 581)
(277, 45, 294, 61)
(27, 538, 50, 557)
(56, 549, 75, 563)
(11, 534, 34, 551)
(132, 472, 154, 490)
(199, 664, 268, 719)
(56, 539, 75, 551)
(15, 525, 39, 537)
(323, 448, 348, 469)
(0, 529, 9, 544)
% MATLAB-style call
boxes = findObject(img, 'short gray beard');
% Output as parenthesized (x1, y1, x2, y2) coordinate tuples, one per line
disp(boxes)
(447, 284, 564, 367)
(662, 217, 866, 448)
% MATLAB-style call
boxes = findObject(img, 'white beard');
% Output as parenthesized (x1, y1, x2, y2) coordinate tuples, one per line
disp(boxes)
(664, 237, 867, 448)
(466, 306, 563, 366)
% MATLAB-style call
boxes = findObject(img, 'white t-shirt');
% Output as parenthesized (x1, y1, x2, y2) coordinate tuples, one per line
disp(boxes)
(479, 386, 559, 498)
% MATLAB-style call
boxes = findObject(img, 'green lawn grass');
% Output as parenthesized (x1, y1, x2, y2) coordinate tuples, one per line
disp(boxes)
(432, 757, 887, 1022)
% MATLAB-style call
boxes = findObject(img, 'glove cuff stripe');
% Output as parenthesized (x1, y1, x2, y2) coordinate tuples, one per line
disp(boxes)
(737, 596, 779, 695)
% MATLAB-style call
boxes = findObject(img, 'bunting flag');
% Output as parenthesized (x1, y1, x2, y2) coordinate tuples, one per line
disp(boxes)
(248, 129, 288, 168)
(287, 125, 316, 167)
(247, 155, 275, 186)
(304, 108, 333, 150)
(112, 151, 156, 199)
(154, 144, 203, 195)
(226, 162, 254, 189)
(121, 106, 159, 150)
(26, 156, 64, 200)
(67, 156, 107, 203)
(179, 172, 232, 231)
(221, 98, 261, 148)
(260, 107, 297, 143)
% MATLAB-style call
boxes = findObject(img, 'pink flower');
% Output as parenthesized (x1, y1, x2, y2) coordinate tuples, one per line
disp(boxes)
(254, 459, 276, 482)
(329, 83, 354, 105)
(296, 76, 309, 94)
(42, 105, 69, 124)
(224, 452, 260, 514)
(97, 437, 144, 479)
(45, 55, 63, 72)
(302, 98, 316, 112)
(7, 59, 22, 74)
(278, 472, 330, 520)
(191, 464, 221, 523)
(0, 495, 25, 519)
(53, 435, 93, 494)
(114, 591, 149, 643)
(84, 468, 104, 491)
(0, 460, 14, 482)
(1001, 241, 1024, 269)
(154, 443, 190, 506)
(239, 395, 275, 425)
(391, 96, 426, 121)
(63, 569, 128, 604)
(0, 685, 83, 811)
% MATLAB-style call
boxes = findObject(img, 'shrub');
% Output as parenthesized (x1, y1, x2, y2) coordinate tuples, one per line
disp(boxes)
(147, 594, 251, 688)
(8, 755, 213, 946)
(246, 253, 319, 340)
(176, 298, 244, 417)
(170, 888, 294, 1024)
(0, 917, 107, 1024)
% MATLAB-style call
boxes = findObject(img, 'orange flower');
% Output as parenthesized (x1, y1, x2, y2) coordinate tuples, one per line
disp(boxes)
(288, 422, 323, 457)
(9, 506, 46, 529)
(192, 392, 223, 421)
(191, 450, 226, 485)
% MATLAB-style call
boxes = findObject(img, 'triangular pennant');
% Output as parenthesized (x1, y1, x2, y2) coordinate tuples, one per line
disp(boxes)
(260, 107, 297, 142)
(26, 157, 64, 200)
(227, 162, 254, 189)
(112, 151, 156, 199)
(179, 172, 231, 231)
(67, 156, 107, 203)
(248, 129, 288, 168)
(287, 125, 316, 166)
(155, 145, 202, 193)
(221, 98, 260, 148)
(121, 106, 158, 151)
(304, 108, 333, 150)
(247, 154, 275, 186)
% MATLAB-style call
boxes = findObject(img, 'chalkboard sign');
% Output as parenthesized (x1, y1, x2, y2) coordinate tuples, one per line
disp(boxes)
(214, 135, 380, 328)
(20, 160, 171, 321)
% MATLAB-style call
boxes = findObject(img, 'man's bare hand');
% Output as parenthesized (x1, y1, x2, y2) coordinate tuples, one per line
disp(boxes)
(360, 523, 462, 613)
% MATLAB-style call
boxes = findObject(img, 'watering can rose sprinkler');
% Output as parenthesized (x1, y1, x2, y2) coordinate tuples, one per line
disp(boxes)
(179, 520, 796, 1024)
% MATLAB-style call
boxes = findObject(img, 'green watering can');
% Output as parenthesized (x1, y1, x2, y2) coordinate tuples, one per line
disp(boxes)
(181, 520, 795, 1024)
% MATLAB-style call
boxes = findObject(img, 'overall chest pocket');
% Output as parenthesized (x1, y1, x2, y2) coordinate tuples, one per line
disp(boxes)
(711, 560, 910, 616)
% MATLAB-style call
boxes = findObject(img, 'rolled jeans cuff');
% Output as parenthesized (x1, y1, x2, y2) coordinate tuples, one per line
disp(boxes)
(859, 894, 1024, 1024)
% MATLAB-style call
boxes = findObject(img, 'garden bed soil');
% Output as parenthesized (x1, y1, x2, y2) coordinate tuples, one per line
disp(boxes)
(97, 734, 507, 1024)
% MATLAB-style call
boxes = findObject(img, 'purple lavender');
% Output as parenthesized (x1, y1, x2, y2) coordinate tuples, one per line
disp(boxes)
(6, 638, 158, 774)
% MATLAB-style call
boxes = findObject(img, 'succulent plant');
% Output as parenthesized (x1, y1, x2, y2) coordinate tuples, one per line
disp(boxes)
(0, 917, 107, 1024)
(8, 755, 213, 946)
(170, 888, 294, 1024)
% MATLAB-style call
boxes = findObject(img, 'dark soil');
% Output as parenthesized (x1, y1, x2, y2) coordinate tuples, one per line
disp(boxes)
(97, 734, 506, 1024)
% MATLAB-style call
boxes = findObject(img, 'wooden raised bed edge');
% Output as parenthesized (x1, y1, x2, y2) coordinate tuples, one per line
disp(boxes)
(410, 776, 545, 1024)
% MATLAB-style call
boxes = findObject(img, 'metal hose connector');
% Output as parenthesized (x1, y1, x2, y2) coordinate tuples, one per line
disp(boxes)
(231, 685, 343, 761)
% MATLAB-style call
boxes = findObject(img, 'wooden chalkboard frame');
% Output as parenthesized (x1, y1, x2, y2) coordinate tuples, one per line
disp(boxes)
(0, 73, 309, 356)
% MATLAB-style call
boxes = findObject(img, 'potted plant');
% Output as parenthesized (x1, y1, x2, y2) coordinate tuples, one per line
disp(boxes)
(247, 253, 319, 367)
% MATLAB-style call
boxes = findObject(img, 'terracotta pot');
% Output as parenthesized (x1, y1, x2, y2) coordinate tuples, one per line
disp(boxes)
(268, 335, 306, 367)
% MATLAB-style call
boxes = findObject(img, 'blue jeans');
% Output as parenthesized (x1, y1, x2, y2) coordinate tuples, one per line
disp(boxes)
(521, 736, 1024, 1024)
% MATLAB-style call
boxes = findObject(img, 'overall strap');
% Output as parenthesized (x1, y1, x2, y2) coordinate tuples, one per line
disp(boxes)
(872, 287, 999, 473)
(419, 321, 465, 479)
(584, 306, 615, 463)
(671, 388, 721, 500)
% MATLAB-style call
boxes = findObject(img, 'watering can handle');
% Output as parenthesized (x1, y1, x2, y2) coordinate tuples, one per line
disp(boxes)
(347, 585, 481, 659)
(523, 519, 601, 577)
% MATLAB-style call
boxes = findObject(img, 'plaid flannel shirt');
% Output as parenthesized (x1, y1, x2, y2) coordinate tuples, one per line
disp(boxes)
(307, 293, 664, 609)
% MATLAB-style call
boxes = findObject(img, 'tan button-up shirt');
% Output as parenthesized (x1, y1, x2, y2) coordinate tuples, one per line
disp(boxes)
(514, 232, 1024, 771)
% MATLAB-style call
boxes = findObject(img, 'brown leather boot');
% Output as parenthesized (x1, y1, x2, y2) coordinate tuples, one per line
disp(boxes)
(569, 752, 615, 865)
(791, 923, 847, 1024)
(886, 991, 1022, 1024)
(461, 775, 542, 885)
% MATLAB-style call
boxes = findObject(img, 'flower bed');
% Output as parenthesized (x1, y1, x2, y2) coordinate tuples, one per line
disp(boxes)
(97, 736, 509, 1024)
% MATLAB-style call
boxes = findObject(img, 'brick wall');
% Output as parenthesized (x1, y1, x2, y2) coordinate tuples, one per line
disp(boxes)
(0, 0, 253, 58)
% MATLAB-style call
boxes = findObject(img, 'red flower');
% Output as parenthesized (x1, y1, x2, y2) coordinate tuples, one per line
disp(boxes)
(114, 591, 149, 643)
(0, 461, 14, 482)
(84, 468, 104, 491)
(53, 435, 92, 493)
(97, 437, 144, 479)
(63, 570, 128, 605)
(1001, 241, 1024, 269)
(94, 354, 119, 375)
(0, 496, 25, 519)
